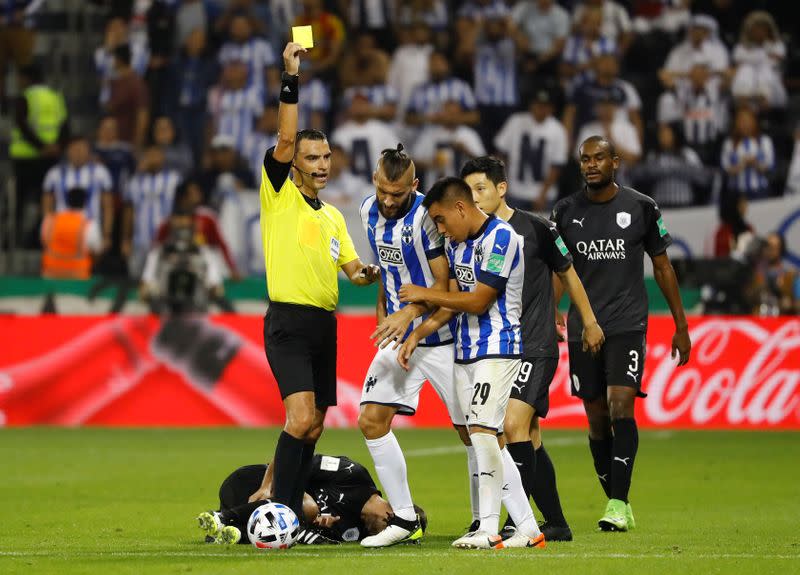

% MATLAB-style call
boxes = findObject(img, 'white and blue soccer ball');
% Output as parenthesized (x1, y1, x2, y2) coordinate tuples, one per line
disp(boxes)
(247, 502, 300, 549)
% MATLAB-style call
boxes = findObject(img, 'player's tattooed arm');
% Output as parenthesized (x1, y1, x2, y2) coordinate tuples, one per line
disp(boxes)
(556, 265, 604, 355)
(651, 252, 691, 366)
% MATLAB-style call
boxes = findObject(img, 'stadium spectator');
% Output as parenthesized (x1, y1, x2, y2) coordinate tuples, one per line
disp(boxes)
(657, 57, 730, 166)
(658, 14, 730, 91)
(720, 105, 775, 200)
(340, 0, 396, 52)
(574, 96, 642, 180)
(155, 179, 239, 279)
(174, 0, 207, 50)
(387, 21, 433, 123)
(168, 28, 217, 164)
(339, 30, 389, 90)
(42, 136, 114, 253)
(107, 44, 150, 152)
(320, 144, 372, 208)
(563, 52, 643, 146)
(730, 11, 787, 112)
(151, 116, 193, 178)
(94, 115, 136, 200)
(145, 0, 175, 117)
(512, 0, 570, 83)
(396, 0, 449, 36)
(630, 123, 710, 207)
(218, 14, 278, 99)
(9, 62, 68, 247)
(0, 0, 44, 112)
(217, 174, 262, 277)
(412, 99, 486, 190)
(295, 72, 331, 132)
(560, 5, 617, 91)
(340, 62, 397, 123)
(122, 146, 181, 274)
(206, 60, 264, 154)
(493, 89, 568, 210)
(471, 3, 521, 148)
(571, 0, 633, 53)
(293, 0, 346, 80)
(713, 192, 754, 258)
(405, 50, 479, 128)
(94, 17, 150, 106)
(750, 232, 798, 316)
(785, 126, 800, 196)
(40, 188, 102, 280)
(241, 104, 279, 187)
(332, 94, 400, 184)
(196, 134, 255, 209)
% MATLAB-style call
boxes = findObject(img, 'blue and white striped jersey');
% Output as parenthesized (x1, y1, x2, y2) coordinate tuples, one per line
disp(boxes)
(474, 37, 517, 107)
(721, 135, 775, 199)
(218, 37, 276, 96)
(360, 192, 452, 346)
(298, 78, 331, 131)
(125, 169, 181, 249)
(208, 86, 264, 153)
(408, 77, 477, 116)
(447, 215, 524, 363)
(43, 162, 113, 223)
(342, 84, 398, 109)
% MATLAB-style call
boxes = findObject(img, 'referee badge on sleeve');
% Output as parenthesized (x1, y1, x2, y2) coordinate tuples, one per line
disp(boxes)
(330, 237, 340, 261)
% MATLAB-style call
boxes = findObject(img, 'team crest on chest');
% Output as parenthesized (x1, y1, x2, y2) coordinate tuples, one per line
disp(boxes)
(474, 242, 484, 264)
(616, 212, 631, 229)
(401, 224, 414, 245)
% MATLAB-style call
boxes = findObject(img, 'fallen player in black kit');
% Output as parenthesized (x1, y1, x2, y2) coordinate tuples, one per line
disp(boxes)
(197, 454, 427, 545)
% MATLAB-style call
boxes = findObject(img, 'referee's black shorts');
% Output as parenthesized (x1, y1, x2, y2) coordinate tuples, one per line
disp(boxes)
(264, 301, 337, 408)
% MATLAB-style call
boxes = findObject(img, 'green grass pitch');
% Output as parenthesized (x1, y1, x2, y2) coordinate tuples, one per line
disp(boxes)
(1, 428, 798, 574)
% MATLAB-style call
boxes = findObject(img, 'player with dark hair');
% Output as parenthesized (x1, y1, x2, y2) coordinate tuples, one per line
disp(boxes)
(248, 42, 380, 526)
(398, 177, 545, 550)
(356, 144, 471, 547)
(461, 156, 604, 541)
(551, 136, 691, 531)
(197, 454, 427, 545)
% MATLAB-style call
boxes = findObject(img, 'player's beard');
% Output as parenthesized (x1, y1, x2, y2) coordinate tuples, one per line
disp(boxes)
(584, 173, 613, 190)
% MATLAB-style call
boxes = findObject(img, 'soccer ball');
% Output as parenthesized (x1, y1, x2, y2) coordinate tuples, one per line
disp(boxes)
(246, 502, 300, 549)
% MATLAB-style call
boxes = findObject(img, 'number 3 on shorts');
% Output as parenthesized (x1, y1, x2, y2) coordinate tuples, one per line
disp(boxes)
(627, 350, 639, 373)
(471, 382, 491, 406)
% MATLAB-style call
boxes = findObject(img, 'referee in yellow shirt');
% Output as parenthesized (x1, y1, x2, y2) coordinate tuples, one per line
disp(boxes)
(247, 42, 380, 525)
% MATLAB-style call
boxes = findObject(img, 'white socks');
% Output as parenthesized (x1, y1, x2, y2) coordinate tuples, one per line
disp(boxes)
(500, 447, 541, 538)
(465, 444, 480, 521)
(365, 431, 416, 521)
(470, 432, 503, 535)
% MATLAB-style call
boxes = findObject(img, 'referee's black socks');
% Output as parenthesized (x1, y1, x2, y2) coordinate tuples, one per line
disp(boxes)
(272, 431, 305, 515)
(289, 442, 316, 522)
(610, 418, 639, 503)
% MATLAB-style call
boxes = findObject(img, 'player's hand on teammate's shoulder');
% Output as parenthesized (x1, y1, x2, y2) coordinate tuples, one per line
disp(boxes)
(398, 284, 427, 304)
(672, 326, 691, 366)
(282, 42, 306, 75)
(582, 321, 605, 356)
(372, 307, 416, 349)
(396, 332, 420, 371)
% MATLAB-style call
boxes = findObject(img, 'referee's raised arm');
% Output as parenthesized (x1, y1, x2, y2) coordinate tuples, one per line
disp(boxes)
(272, 43, 304, 164)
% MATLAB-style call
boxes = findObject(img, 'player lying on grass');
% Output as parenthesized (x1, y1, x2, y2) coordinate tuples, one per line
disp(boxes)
(197, 454, 427, 545)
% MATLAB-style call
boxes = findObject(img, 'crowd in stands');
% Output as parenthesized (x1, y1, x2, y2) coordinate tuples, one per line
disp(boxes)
(4, 0, 799, 313)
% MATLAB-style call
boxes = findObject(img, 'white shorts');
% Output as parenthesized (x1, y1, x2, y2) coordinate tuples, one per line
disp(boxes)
(360, 343, 465, 426)
(454, 358, 521, 432)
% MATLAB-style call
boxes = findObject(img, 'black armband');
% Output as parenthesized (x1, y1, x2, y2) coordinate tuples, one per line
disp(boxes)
(279, 72, 299, 104)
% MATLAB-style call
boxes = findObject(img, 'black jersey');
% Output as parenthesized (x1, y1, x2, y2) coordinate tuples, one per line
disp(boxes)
(550, 186, 672, 342)
(508, 210, 573, 358)
(218, 455, 379, 543)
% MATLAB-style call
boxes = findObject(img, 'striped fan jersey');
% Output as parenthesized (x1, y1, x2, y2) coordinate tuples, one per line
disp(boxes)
(474, 37, 518, 107)
(43, 161, 113, 222)
(207, 86, 264, 153)
(125, 169, 181, 249)
(218, 37, 276, 96)
(360, 192, 452, 346)
(721, 135, 775, 199)
(446, 215, 524, 363)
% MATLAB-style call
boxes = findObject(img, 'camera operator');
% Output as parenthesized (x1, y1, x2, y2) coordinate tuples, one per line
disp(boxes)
(747, 233, 799, 316)
(140, 204, 226, 314)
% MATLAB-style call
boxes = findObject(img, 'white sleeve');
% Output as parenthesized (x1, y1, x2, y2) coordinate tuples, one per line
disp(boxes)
(463, 128, 486, 157)
(413, 129, 436, 161)
(550, 122, 568, 166)
(99, 165, 113, 193)
(84, 220, 103, 254)
(657, 91, 680, 124)
(720, 139, 734, 170)
(202, 247, 224, 287)
(43, 168, 57, 193)
(614, 2, 631, 33)
(141, 248, 160, 285)
(621, 81, 642, 111)
(493, 116, 515, 154)
(614, 122, 641, 156)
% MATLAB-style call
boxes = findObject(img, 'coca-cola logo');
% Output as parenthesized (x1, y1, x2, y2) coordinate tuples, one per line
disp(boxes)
(645, 319, 800, 426)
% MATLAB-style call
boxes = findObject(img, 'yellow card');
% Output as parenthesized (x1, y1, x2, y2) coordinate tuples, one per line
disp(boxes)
(292, 25, 314, 49)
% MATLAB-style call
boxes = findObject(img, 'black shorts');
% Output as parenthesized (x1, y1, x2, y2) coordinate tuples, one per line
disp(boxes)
(264, 302, 337, 408)
(509, 357, 558, 418)
(219, 464, 267, 510)
(567, 332, 647, 401)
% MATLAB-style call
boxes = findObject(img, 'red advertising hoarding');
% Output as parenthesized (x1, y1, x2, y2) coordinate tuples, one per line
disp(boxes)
(0, 315, 797, 429)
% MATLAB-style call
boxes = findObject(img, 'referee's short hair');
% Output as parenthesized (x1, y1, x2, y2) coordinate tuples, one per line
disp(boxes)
(423, 176, 473, 209)
(460, 156, 507, 187)
(378, 143, 413, 181)
(296, 129, 327, 147)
